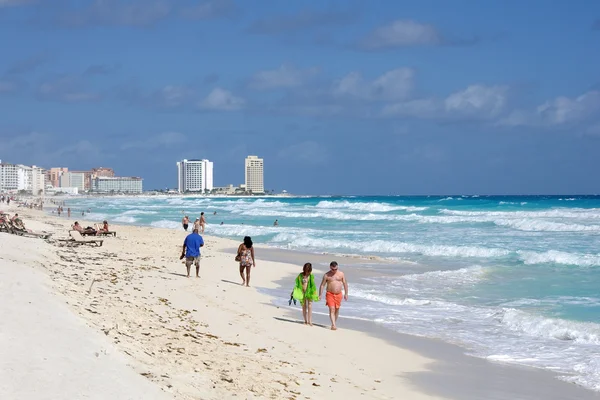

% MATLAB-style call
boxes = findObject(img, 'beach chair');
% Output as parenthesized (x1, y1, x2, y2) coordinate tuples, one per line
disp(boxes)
(66, 230, 104, 247)
(0, 216, 52, 239)
(94, 223, 117, 237)
(0, 215, 13, 234)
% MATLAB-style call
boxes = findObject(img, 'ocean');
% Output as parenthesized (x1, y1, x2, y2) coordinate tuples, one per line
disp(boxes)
(62, 195, 600, 391)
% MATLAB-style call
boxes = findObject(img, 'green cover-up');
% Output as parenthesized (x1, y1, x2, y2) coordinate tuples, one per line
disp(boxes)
(292, 273, 319, 302)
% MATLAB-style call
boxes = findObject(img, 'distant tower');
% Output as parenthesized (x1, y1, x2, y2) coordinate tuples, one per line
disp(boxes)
(176, 159, 214, 193)
(245, 155, 264, 193)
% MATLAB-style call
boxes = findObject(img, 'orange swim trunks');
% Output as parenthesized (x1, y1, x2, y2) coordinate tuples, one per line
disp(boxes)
(326, 292, 343, 309)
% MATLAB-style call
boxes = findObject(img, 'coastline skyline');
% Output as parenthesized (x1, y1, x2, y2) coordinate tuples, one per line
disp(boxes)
(2, 1, 600, 195)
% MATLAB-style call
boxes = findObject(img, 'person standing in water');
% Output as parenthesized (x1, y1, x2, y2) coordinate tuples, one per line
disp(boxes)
(237, 236, 255, 287)
(291, 263, 319, 326)
(199, 212, 206, 233)
(319, 261, 349, 330)
(182, 215, 189, 231)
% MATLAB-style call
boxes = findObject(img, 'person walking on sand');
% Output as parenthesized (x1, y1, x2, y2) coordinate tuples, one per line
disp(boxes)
(291, 263, 319, 326)
(237, 236, 255, 287)
(199, 212, 206, 233)
(67, 207, 71, 218)
(180, 228, 204, 278)
(182, 215, 189, 231)
(319, 261, 348, 330)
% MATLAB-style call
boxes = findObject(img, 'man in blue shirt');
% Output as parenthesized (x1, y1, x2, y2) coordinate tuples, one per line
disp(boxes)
(181, 228, 204, 278)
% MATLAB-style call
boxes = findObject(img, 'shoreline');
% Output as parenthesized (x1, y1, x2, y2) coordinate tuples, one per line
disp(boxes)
(221, 223, 600, 399)
(263, 268, 600, 400)
(2, 202, 598, 399)
(3, 204, 445, 399)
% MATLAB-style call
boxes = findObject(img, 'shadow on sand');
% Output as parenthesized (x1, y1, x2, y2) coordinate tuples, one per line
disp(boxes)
(220, 279, 245, 286)
(274, 316, 329, 329)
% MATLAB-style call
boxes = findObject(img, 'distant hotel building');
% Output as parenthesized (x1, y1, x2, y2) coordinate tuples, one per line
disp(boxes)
(67, 172, 87, 192)
(93, 176, 143, 193)
(245, 155, 264, 194)
(0, 162, 45, 193)
(47, 166, 116, 191)
(177, 159, 214, 193)
(49, 167, 68, 188)
(91, 167, 115, 177)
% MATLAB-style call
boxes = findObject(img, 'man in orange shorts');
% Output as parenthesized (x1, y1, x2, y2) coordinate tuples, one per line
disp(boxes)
(319, 261, 349, 330)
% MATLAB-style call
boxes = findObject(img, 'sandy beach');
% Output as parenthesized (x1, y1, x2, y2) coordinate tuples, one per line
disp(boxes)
(2, 203, 599, 400)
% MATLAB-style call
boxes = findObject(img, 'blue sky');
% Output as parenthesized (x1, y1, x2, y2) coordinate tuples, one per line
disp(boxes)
(1, 0, 600, 194)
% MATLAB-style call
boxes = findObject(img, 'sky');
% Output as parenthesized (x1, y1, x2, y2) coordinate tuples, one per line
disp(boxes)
(1, 0, 600, 195)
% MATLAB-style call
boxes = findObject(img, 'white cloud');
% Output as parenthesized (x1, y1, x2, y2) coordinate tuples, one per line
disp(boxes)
(360, 20, 441, 50)
(444, 85, 508, 118)
(249, 64, 319, 90)
(199, 88, 245, 111)
(121, 131, 186, 150)
(382, 84, 508, 120)
(499, 90, 600, 127)
(150, 85, 194, 108)
(333, 68, 414, 101)
(381, 98, 439, 118)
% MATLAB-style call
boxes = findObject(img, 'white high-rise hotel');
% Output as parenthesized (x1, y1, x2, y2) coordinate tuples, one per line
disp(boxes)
(177, 159, 214, 193)
(245, 155, 264, 193)
(0, 162, 45, 193)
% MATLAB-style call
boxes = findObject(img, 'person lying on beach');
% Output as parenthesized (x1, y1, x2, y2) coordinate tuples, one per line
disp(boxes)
(72, 221, 97, 235)
(319, 261, 349, 331)
(237, 236, 255, 287)
(291, 262, 319, 326)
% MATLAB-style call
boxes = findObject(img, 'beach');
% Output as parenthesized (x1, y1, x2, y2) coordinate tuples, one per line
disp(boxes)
(1, 202, 599, 400)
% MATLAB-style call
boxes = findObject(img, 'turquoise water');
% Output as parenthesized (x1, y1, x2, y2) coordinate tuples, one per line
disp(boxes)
(63, 195, 600, 390)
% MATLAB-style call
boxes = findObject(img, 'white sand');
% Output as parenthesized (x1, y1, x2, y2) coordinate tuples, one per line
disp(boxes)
(0, 255, 171, 399)
(0, 204, 444, 399)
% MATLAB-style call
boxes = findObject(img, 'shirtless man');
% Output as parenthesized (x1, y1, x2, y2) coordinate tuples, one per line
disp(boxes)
(199, 212, 206, 233)
(319, 261, 349, 330)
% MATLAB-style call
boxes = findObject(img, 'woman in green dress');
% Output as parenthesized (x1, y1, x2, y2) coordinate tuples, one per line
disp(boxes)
(291, 263, 319, 326)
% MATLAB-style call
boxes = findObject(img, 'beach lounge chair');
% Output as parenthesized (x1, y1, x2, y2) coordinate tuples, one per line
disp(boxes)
(94, 223, 117, 237)
(0, 215, 52, 239)
(11, 223, 52, 239)
(0, 215, 13, 234)
(66, 230, 104, 246)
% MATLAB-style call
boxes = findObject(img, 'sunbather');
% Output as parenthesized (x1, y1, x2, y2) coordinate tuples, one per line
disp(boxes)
(72, 221, 96, 235)
(98, 220, 109, 232)
(13, 217, 26, 231)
